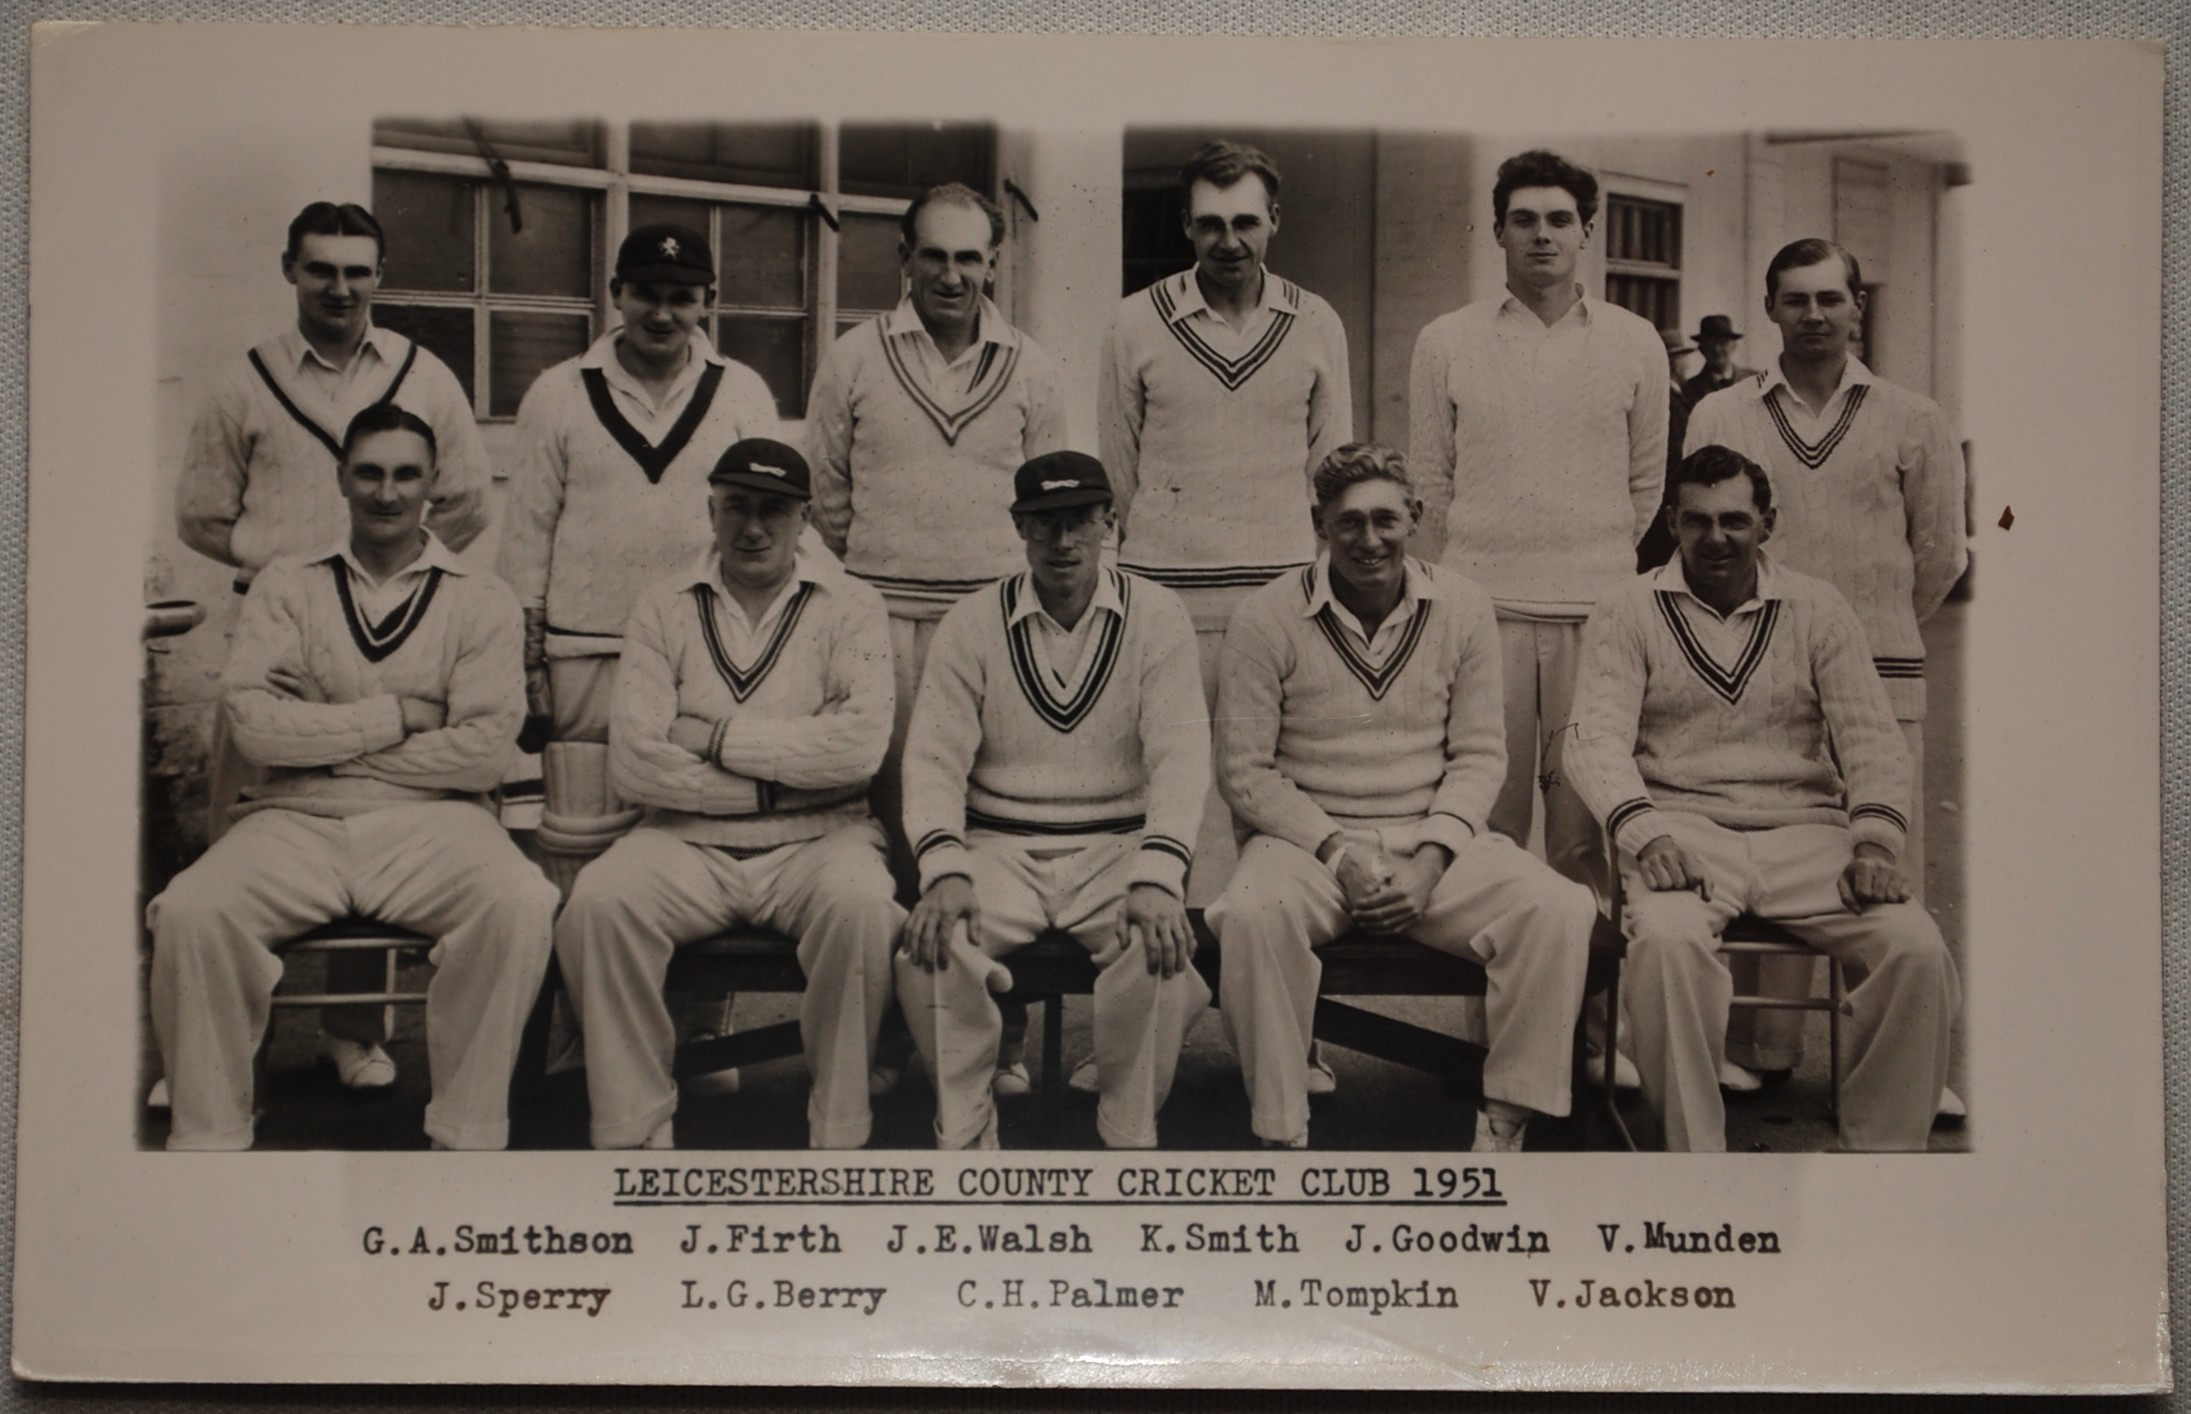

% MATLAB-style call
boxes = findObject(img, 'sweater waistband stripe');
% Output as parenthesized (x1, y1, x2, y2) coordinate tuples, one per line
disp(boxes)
(1119, 563, 1305, 589)
(966, 808, 1146, 837)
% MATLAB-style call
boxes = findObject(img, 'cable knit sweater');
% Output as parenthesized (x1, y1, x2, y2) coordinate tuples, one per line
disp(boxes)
(609, 551, 892, 850)
(177, 326, 489, 579)
(1567, 556, 1913, 860)
(1408, 292, 1667, 616)
(1685, 358, 1966, 720)
(222, 533, 522, 818)
(1216, 556, 1505, 857)
(1098, 269, 1352, 588)
(904, 569, 1211, 897)
(497, 331, 782, 652)
(807, 300, 1071, 615)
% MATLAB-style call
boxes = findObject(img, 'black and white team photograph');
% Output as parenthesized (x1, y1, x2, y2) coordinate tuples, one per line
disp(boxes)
(137, 115, 1975, 1156)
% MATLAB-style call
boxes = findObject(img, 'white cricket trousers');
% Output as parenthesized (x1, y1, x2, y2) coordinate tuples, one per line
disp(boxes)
(1619, 814, 1959, 1152)
(1209, 832, 1597, 1146)
(894, 835, 1212, 1149)
(148, 802, 560, 1151)
(555, 821, 903, 1149)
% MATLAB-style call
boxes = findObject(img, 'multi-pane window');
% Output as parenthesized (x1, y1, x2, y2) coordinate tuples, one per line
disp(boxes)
(370, 118, 994, 422)
(1602, 192, 1683, 332)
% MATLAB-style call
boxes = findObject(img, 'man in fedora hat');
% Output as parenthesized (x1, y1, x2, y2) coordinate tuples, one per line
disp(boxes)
(497, 222, 784, 896)
(1680, 314, 1758, 409)
(896, 451, 1212, 1150)
(552, 438, 902, 1150)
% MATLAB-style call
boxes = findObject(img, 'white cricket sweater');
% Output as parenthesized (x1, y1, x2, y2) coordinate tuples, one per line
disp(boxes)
(1216, 555, 1505, 857)
(807, 299, 1071, 615)
(177, 326, 491, 580)
(609, 550, 893, 851)
(1685, 358, 1967, 720)
(222, 532, 522, 819)
(1098, 269, 1353, 590)
(496, 331, 782, 653)
(1408, 291, 1667, 616)
(903, 569, 1211, 897)
(1567, 556, 1914, 860)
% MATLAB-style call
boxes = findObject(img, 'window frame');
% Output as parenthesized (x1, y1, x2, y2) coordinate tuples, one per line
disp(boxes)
(371, 125, 938, 423)
(1598, 177, 1686, 333)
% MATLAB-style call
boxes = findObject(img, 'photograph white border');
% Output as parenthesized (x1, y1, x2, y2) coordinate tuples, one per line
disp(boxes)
(12, 25, 2168, 1391)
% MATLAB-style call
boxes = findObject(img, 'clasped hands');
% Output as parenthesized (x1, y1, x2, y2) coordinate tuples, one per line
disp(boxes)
(1321, 827, 1448, 936)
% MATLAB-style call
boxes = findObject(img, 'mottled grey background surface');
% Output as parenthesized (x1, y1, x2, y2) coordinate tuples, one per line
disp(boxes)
(0, 1, 2177, 1408)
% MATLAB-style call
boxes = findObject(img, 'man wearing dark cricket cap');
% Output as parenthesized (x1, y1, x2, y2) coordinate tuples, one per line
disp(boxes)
(896, 452, 1212, 1150)
(497, 223, 784, 894)
(553, 438, 901, 1150)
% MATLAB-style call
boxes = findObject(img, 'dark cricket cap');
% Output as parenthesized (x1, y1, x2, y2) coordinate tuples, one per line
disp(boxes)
(708, 438, 812, 499)
(616, 223, 716, 285)
(1011, 451, 1113, 514)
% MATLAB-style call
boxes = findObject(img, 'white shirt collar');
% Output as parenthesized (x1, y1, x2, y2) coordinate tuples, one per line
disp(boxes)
(279, 322, 400, 375)
(318, 528, 467, 585)
(883, 296, 1018, 353)
(1008, 568, 1124, 628)
(1653, 550, 1785, 615)
(1497, 285, 1595, 328)
(582, 326, 727, 403)
(1302, 552, 1443, 621)
(684, 546, 831, 597)
(1160, 266, 1302, 326)
(1757, 354, 1875, 404)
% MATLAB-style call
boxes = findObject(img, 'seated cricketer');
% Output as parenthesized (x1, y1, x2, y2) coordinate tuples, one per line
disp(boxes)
(148, 404, 558, 1150)
(554, 438, 901, 1150)
(1567, 444, 1959, 1152)
(896, 451, 1212, 1150)
(1209, 442, 1598, 1153)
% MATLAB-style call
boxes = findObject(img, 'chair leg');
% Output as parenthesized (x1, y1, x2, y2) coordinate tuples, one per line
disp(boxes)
(1602, 969, 1638, 1152)
(1826, 959, 1844, 1119)
(1042, 993, 1064, 1104)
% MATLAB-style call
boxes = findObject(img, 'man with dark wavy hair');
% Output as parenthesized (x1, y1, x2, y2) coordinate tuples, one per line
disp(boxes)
(1408, 149, 1666, 912)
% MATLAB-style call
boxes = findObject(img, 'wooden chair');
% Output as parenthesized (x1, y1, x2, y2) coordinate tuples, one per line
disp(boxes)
(1599, 888, 1846, 1150)
(591, 907, 1631, 1147)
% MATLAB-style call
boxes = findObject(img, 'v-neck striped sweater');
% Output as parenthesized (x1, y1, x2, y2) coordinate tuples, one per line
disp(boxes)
(1685, 371, 1967, 720)
(903, 570, 1211, 897)
(608, 559, 894, 850)
(496, 351, 781, 647)
(1567, 560, 1913, 859)
(1215, 560, 1506, 855)
(220, 551, 524, 819)
(806, 316, 1070, 613)
(1098, 272, 1353, 588)
(177, 333, 490, 578)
